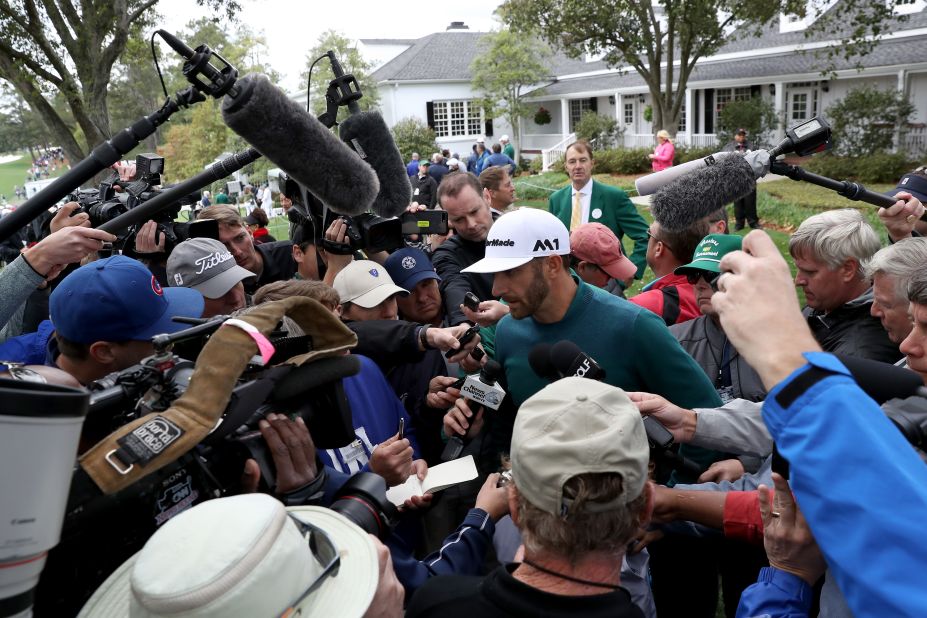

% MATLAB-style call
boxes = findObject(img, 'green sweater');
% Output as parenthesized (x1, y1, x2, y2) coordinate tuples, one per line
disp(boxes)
(495, 277, 723, 480)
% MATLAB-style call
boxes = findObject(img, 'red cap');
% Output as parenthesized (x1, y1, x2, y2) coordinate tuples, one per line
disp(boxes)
(570, 223, 637, 281)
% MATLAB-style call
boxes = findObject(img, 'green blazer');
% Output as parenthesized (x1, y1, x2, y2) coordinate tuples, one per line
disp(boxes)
(548, 180, 650, 278)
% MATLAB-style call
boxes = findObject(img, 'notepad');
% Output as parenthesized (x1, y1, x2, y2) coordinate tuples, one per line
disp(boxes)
(385, 455, 479, 506)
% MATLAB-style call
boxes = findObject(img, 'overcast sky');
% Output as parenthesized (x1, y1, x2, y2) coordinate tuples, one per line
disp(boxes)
(157, 0, 504, 92)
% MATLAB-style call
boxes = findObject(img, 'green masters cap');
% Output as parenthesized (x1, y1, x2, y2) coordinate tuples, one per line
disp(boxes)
(675, 234, 742, 276)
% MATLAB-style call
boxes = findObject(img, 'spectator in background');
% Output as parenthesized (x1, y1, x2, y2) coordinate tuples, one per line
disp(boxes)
(479, 144, 516, 176)
(500, 134, 515, 160)
(428, 154, 450, 186)
(723, 129, 761, 230)
(472, 142, 489, 175)
(479, 166, 517, 214)
(446, 158, 463, 175)
(648, 129, 675, 172)
(411, 161, 438, 208)
(407, 152, 421, 177)
(167, 237, 254, 318)
(569, 222, 638, 297)
(244, 207, 277, 245)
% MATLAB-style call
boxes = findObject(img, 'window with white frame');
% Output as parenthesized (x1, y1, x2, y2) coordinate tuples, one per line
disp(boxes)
(624, 102, 634, 125)
(431, 100, 484, 138)
(894, 0, 925, 15)
(678, 104, 686, 132)
(714, 87, 752, 124)
(570, 99, 593, 130)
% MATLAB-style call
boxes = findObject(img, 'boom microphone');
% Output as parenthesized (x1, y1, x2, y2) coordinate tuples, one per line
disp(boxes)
(836, 355, 927, 404)
(635, 152, 734, 196)
(650, 154, 758, 232)
(221, 73, 378, 216)
(340, 111, 412, 218)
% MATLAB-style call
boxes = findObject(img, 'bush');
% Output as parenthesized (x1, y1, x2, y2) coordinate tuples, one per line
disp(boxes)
(716, 97, 778, 148)
(391, 117, 439, 162)
(528, 157, 543, 174)
(593, 148, 651, 174)
(674, 145, 717, 164)
(802, 152, 912, 184)
(574, 111, 621, 149)
(826, 86, 915, 156)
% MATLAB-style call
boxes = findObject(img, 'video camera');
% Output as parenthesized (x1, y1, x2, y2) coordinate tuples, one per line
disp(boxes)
(67, 153, 217, 255)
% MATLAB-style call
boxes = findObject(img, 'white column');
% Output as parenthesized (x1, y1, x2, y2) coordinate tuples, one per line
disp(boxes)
(560, 98, 571, 137)
(896, 70, 908, 152)
(773, 81, 786, 142)
(685, 87, 694, 145)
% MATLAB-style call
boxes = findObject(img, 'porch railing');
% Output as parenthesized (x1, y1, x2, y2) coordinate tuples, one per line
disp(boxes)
(541, 133, 576, 171)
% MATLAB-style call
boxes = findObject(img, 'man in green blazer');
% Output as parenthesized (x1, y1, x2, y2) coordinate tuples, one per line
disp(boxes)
(548, 140, 650, 279)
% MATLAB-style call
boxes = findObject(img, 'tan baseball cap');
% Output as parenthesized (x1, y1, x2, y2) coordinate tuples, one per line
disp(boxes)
(510, 377, 648, 516)
(333, 260, 408, 308)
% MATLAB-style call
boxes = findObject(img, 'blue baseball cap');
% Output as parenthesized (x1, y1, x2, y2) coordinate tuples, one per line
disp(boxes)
(888, 172, 927, 203)
(384, 248, 441, 291)
(50, 256, 205, 344)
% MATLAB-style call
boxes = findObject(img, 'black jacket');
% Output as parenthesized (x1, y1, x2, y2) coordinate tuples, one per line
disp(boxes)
(410, 174, 438, 208)
(803, 290, 900, 363)
(245, 240, 296, 294)
(432, 234, 494, 326)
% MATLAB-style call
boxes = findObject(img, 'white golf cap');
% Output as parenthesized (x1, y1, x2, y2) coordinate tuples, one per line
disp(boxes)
(333, 260, 408, 308)
(500, 134, 510, 142)
(462, 208, 571, 274)
(476, 136, 486, 143)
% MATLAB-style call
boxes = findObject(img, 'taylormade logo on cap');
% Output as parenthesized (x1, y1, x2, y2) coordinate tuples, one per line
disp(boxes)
(462, 208, 570, 274)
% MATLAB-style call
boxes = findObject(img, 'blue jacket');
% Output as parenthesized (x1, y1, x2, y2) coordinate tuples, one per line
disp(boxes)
(479, 152, 516, 175)
(318, 354, 421, 474)
(737, 567, 814, 618)
(753, 352, 927, 617)
(0, 318, 54, 365)
(407, 159, 420, 177)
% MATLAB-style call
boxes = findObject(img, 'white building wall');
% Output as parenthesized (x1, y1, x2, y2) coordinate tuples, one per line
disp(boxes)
(906, 72, 927, 123)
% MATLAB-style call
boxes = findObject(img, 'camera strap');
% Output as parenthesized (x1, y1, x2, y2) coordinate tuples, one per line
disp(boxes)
(79, 297, 358, 495)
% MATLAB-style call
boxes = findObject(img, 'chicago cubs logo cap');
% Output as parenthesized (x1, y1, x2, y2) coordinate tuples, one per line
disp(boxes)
(463, 207, 570, 274)
(50, 255, 205, 344)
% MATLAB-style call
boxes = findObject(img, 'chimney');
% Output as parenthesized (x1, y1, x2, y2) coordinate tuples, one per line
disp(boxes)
(446, 21, 469, 30)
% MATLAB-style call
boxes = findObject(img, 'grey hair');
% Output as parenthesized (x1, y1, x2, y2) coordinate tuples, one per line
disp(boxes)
(788, 209, 881, 274)
(862, 237, 927, 299)
(907, 267, 927, 306)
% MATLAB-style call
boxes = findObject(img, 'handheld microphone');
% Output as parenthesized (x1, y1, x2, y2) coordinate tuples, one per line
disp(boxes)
(528, 343, 558, 382)
(550, 340, 607, 380)
(650, 154, 758, 232)
(221, 73, 379, 217)
(339, 111, 412, 218)
(441, 360, 506, 461)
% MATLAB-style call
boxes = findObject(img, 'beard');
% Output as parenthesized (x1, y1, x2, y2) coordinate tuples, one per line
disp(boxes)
(509, 262, 549, 319)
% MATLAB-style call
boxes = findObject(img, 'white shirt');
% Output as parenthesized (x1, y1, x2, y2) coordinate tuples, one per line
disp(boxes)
(571, 178, 594, 224)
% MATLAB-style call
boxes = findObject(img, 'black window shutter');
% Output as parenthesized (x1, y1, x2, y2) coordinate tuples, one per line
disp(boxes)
(589, 97, 598, 112)
(704, 89, 714, 134)
(426, 102, 435, 129)
(750, 85, 761, 99)
(485, 118, 493, 137)
(694, 91, 701, 133)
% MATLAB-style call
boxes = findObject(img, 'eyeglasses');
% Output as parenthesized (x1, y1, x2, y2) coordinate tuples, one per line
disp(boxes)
(685, 271, 721, 289)
(647, 229, 673, 253)
(280, 513, 341, 616)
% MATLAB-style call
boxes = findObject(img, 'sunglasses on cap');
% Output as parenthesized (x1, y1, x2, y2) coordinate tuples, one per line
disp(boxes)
(686, 271, 721, 290)
(280, 513, 342, 616)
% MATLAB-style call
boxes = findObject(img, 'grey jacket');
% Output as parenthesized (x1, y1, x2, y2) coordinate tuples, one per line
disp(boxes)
(670, 315, 767, 403)
(0, 255, 43, 335)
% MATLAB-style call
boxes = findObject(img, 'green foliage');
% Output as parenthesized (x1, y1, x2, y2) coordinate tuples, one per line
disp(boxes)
(716, 98, 778, 148)
(534, 106, 552, 125)
(802, 152, 913, 184)
(591, 148, 651, 174)
(643, 105, 653, 123)
(302, 30, 380, 125)
(471, 28, 551, 157)
(528, 156, 544, 174)
(514, 172, 568, 199)
(158, 99, 230, 182)
(391, 117, 439, 163)
(674, 145, 717, 163)
(825, 86, 915, 156)
(574, 111, 621, 148)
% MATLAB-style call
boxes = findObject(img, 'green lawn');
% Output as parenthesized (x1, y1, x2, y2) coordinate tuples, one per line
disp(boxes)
(0, 152, 69, 205)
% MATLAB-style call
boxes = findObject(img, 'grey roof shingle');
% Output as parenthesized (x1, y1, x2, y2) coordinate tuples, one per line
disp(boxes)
(531, 35, 927, 97)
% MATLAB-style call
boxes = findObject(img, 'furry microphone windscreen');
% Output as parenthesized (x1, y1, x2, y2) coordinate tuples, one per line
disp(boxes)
(340, 111, 411, 218)
(221, 73, 378, 216)
(650, 154, 757, 232)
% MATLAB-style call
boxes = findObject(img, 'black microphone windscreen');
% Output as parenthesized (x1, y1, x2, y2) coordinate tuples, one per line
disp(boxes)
(549, 340, 584, 376)
(340, 111, 411, 218)
(221, 73, 379, 216)
(836, 355, 924, 404)
(651, 154, 757, 232)
(528, 343, 558, 382)
(482, 359, 504, 383)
